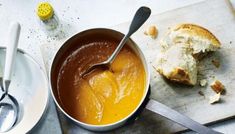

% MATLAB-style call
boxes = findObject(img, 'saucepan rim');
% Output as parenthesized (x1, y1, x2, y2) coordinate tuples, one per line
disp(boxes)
(49, 28, 150, 130)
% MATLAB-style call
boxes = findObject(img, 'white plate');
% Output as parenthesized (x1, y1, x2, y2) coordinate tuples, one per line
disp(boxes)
(0, 48, 49, 134)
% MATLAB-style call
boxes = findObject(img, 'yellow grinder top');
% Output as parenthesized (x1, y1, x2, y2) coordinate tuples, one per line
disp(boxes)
(37, 2, 54, 21)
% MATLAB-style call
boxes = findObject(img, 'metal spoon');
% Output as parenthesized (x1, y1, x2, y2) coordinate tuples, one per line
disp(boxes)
(82, 6, 151, 77)
(0, 22, 21, 132)
(0, 65, 3, 100)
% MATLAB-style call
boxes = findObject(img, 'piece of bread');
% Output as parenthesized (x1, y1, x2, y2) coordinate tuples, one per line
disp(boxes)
(144, 25, 158, 39)
(156, 24, 221, 85)
(209, 93, 221, 104)
(210, 80, 225, 94)
(160, 24, 221, 58)
(156, 44, 197, 85)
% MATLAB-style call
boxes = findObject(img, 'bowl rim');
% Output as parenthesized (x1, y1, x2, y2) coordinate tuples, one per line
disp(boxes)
(0, 47, 50, 133)
(49, 28, 151, 128)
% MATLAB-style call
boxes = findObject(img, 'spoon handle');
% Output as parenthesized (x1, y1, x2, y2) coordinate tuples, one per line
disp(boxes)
(128, 6, 151, 36)
(4, 22, 21, 93)
(146, 99, 222, 134)
(108, 7, 151, 64)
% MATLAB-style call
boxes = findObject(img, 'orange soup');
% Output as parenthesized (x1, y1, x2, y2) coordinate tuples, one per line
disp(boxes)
(56, 37, 146, 125)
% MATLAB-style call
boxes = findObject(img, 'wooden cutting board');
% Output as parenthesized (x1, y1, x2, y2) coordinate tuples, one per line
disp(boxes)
(109, 0, 235, 133)
(40, 0, 235, 133)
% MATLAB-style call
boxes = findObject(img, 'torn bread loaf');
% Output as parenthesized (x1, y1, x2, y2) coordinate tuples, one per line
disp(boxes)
(161, 24, 220, 57)
(156, 24, 221, 85)
(156, 45, 197, 85)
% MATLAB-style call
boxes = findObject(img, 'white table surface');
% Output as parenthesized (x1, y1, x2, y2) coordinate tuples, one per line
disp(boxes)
(0, 0, 235, 133)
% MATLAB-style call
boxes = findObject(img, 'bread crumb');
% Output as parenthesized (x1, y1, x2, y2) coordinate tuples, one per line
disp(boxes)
(209, 93, 221, 104)
(144, 25, 158, 39)
(198, 91, 205, 97)
(212, 59, 220, 68)
(199, 79, 207, 86)
(210, 80, 225, 94)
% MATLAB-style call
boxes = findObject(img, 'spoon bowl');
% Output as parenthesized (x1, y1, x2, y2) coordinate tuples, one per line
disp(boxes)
(0, 94, 19, 132)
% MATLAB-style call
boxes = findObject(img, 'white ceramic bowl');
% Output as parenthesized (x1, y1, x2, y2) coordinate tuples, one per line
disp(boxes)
(0, 47, 49, 133)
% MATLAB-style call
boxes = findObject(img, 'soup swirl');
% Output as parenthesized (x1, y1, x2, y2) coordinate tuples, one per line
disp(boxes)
(57, 38, 146, 125)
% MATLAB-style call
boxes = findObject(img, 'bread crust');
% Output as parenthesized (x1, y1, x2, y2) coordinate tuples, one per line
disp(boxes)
(173, 24, 221, 48)
(157, 68, 193, 85)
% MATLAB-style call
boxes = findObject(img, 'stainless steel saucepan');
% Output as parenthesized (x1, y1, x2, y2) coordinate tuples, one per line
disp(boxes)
(49, 29, 221, 134)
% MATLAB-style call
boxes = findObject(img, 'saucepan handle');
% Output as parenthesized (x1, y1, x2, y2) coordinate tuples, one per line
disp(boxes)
(146, 99, 222, 134)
